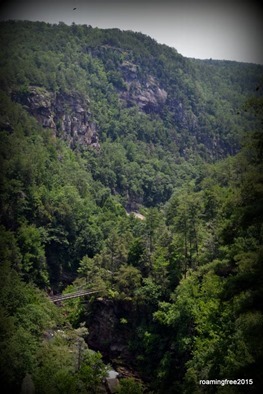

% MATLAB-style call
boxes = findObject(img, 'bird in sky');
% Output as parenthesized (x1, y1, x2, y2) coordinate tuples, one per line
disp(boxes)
(73, 7, 76, 11)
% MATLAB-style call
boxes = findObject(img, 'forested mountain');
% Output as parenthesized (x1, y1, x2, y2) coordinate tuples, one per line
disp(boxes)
(0, 20, 262, 393)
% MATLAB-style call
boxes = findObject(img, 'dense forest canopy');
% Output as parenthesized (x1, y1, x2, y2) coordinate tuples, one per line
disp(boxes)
(0, 20, 263, 393)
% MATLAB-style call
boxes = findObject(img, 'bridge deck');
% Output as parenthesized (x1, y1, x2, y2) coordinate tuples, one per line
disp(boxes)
(50, 289, 99, 303)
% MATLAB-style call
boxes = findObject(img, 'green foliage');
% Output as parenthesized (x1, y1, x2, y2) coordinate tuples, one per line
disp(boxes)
(0, 20, 262, 394)
(77, 351, 108, 393)
(1, 20, 261, 213)
(117, 378, 144, 394)
(18, 223, 49, 286)
(0, 262, 61, 392)
(33, 332, 107, 394)
(114, 265, 142, 299)
(153, 125, 263, 392)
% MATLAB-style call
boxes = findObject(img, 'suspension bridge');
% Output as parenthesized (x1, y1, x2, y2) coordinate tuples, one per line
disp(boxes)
(50, 289, 100, 303)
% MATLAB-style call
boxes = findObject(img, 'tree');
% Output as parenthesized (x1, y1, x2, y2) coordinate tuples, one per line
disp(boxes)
(77, 351, 108, 394)
(115, 265, 142, 299)
(77, 255, 99, 284)
(117, 378, 143, 394)
(18, 224, 49, 287)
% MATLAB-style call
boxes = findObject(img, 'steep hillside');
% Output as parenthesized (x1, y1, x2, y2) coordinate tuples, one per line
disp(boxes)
(0, 21, 262, 210)
(1, 22, 261, 152)
(0, 21, 263, 394)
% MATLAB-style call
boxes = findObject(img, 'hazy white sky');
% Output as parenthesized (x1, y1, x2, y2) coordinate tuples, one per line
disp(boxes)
(0, 0, 262, 64)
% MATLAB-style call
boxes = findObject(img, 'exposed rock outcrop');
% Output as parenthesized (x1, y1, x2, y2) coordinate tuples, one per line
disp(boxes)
(86, 298, 145, 388)
(119, 62, 167, 112)
(87, 298, 134, 361)
(12, 86, 100, 149)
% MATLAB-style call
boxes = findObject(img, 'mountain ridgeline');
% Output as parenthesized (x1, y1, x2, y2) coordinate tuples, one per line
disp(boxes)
(0, 21, 263, 393)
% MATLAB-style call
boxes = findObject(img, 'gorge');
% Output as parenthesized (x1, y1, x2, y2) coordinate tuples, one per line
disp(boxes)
(0, 20, 262, 394)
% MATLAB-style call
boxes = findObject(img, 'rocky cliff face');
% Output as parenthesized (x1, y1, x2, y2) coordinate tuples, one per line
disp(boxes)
(119, 61, 168, 113)
(13, 86, 100, 149)
(86, 298, 135, 362)
(86, 298, 147, 385)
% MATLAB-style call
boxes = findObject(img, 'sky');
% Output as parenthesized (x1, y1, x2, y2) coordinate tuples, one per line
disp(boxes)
(0, 0, 262, 64)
